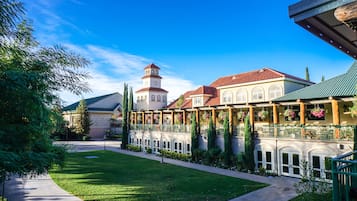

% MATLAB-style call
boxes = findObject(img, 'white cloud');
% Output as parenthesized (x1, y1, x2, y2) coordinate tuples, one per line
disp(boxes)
(60, 44, 196, 107)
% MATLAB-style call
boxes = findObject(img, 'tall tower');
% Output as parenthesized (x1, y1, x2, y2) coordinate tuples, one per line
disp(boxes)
(136, 63, 168, 110)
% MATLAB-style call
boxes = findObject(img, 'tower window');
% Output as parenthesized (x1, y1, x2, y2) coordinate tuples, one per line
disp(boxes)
(151, 95, 155, 101)
(157, 95, 161, 102)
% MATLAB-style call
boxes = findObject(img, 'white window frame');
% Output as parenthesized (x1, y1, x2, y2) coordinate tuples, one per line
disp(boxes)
(268, 85, 282, 100)
(236, 89, 247, 103)
(252, 87, 264, 101)
(222, 91, 233, 103)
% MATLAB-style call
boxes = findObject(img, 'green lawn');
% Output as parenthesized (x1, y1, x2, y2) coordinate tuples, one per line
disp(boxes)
(50, 151, 267, 201)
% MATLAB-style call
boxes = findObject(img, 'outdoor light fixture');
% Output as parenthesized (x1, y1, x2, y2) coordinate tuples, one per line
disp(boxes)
(334, 1, 357, 31)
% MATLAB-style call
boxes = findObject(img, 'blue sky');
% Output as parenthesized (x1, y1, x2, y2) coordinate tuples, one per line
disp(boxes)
(23, 0, 354, 105)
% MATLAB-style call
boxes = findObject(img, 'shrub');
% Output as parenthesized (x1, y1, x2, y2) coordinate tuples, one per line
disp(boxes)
(192, 149, 206, 163)
(160, 150, 190, 161)
(146, 148, 152, 154)
(127, 144, 141, 152)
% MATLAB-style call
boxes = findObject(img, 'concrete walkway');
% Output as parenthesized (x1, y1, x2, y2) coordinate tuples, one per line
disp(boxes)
(6, 141, 299, 201)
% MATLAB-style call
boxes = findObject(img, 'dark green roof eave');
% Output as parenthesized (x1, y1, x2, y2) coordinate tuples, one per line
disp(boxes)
(273, 62, 357, 102)
(62, 92, 119, 111)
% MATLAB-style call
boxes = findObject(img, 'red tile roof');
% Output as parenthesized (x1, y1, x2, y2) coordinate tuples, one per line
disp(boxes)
(166, 67, 312, 109)
(136, 87, 168, 93)
(144, 63, 160, 70)
(210, 68, 313, 88)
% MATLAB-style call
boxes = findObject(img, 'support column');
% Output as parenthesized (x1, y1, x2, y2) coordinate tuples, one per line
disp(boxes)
(249, 105, 254, 125)
(183, 110, 186, 125)
(160, 111, 163, 125)
(171, 110, 174, 125)
(300, 102, 305, 125)
(272, 104, 279, 137)
(151, 112, 154, 126)
(212, 108, 216, 127)
(249, 105, 254, 133)
(273, 104, 279, 124)
(229, 107, 233, 133)
(299, 102, 306, 138)
(134, 112, 137, 125)
(142, 112, 145, 125)
(331, 99, 340, 139)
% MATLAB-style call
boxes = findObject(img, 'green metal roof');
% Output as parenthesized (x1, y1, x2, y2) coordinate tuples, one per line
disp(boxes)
(273, 62, 357, 102)
(63, 92, 119, 111)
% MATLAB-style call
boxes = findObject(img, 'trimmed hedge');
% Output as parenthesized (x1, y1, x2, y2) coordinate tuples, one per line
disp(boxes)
(127, 144, 141, 152)
(160, 150, 190, 161)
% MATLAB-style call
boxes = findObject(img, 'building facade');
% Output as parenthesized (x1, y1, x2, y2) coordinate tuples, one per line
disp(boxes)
(63, 92, 122, 138)
(136, 63, 168, 111)
(128, 65, 357, 179)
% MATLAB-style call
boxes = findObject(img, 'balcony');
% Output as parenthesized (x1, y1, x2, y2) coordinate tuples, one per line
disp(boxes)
(130, 124, 356, 141)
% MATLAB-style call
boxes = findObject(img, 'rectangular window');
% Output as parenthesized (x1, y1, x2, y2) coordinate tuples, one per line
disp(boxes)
(283, 153, 288, 165)
(167, 142, 170, 149)
(325, 157, 332, 179)
(187, 144, 190, 152)
(179, 143, 182, 150)
(175, 142, 177, 150)
(163, 141, 166, 148)
(257, 151, 263, 168)
(157, 95, 161, 102)
(312, 156, 320, 169)
(151, 95, 155, 101)
(266, 152, 272, 170)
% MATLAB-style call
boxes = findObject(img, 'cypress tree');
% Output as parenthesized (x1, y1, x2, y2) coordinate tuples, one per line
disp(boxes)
(191, 112, 199, 155)
(74, 99, 91, 139)
(223, 115, 232, 166)
(121, 83, 129, 149)
(128, 86, 134, 112)
(321, 75, 325, 82)
(244, 115, 255, 171)
(207, 116, 216, 151)
(305, 66, 310, 81)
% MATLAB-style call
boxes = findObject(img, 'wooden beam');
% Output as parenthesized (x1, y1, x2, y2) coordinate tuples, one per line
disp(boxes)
(300, 102, 305, 125)
(249, 105, 254, 125)
(273, 104, 279, 124)
(212, 108, 216, 127)
(331, 99, 340, 125)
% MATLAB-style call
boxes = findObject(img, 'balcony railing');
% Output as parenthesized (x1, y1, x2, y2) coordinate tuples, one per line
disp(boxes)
(332, 151, 357, 201)
(130, 124, 356, 141)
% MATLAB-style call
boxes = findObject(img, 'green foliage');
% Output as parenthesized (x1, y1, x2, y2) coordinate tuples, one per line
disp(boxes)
(191, 113, 199, 154)
(305, 66, 310, 81)
(121, 83, 129, 149)
(160, 150, 190, 161)
(0, 0, 88, 187)
(128, 86, 133, 112)
(192, 149, 205, 163)
(74, 99, 91, 136)
(127, 144, 141, 152)
(290, 191, 332, 201)
(204, 147, 222, 166)
(207, 116, 216, 151)
(321, 75, 325, 82)
(176, 95, 184, 108)
(243, 115, 255, 171)
(146, 148, 152, 154)
(294, 160, 331, 200)
(50, 151, 266, 201)
(223, 115, 232, 167)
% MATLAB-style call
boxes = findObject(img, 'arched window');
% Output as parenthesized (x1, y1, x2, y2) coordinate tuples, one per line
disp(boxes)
(268, 85, 282, 100)
(236, 89, 247, 103)
(157, 95, 161, 102)
(252, 87, 264, 101)
(222, 91, 233, 103)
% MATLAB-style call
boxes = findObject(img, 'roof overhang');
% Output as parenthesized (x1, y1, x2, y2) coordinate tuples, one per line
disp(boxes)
(289, 0, 357, 59)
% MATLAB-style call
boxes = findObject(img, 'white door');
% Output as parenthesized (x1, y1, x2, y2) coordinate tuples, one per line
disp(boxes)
(281, 152, 300, 177)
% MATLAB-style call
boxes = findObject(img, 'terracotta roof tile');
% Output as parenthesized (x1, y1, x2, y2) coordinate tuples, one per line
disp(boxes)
(136, 87, 168, 93)
(210, 68, 313, 88)
(144, 63, 160, 70)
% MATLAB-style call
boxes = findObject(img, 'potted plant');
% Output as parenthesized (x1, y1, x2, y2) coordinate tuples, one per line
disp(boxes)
(218, 111, 226, 123)
(203, 111, 210, 121)
(237, 111, 246, 121)
(258, 110, 268, 120)
(284, 109, 296, 121)
(310, 107, 325, 118)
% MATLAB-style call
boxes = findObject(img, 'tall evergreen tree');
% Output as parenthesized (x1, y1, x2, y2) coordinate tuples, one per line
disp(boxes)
(207, 116, 216, 151)
(128, 87, 134, 112)
(121, 83, 129, 149)
(223, 115, 232, 167)
(191, 112, 199, 155)
(244, 115, 255, 171)
(74, 99, 91, 138)
(305, 66, 310, 81)
(321, 75, 325, 82)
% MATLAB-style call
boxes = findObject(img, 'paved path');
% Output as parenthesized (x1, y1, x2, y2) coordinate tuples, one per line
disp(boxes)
(6, 141, 299, 201)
